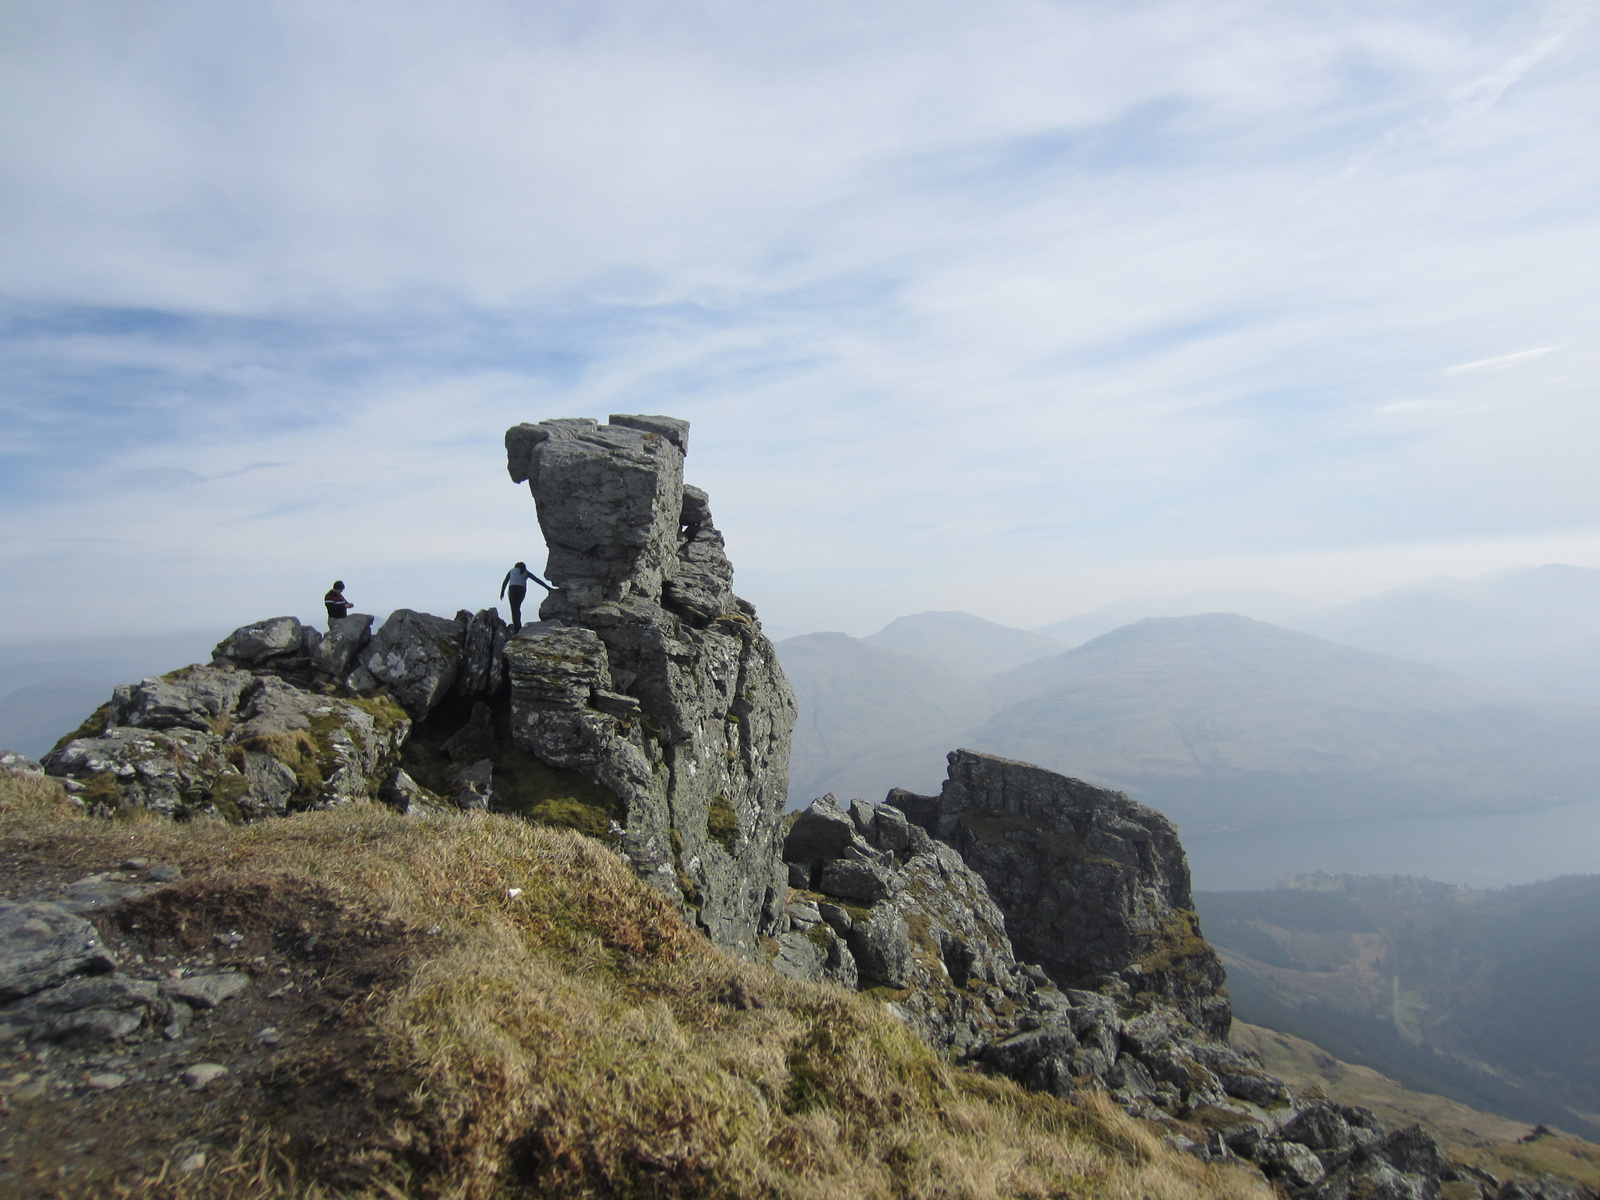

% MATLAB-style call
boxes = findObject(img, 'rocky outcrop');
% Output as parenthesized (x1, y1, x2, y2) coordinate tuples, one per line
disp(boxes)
(501, 415, 797, 956)
(774, 794, 1038, 1054)
(43, 665, 412, 821)
(889, 749, 1231, 1038)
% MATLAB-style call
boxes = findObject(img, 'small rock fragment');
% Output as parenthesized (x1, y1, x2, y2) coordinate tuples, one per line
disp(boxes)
(148, 865, 182, 883)
(86, 1072, 125, 1089)
(177, 1152, 207, 1174)
(120, 858, 150, 871)
(256, 1026, 281, 1045)
(182, 1063, 228, 1090)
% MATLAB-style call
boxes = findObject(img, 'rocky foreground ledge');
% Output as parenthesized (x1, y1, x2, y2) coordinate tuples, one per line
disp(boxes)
(8, 413, 1587, 1200)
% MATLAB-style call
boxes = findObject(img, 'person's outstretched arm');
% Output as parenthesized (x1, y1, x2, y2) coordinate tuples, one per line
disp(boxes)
(499, 569, 511, 599)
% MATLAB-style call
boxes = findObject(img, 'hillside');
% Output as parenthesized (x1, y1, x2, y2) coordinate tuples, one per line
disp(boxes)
(862, 611, 1066, 676)
(1288, 565, 1600, 704)
(1036, 589, 1315, 648)
(1231, 1021, 1600, 1193)
(0, 768, 1276, 1200)
(1198, 874, 1600, 1140)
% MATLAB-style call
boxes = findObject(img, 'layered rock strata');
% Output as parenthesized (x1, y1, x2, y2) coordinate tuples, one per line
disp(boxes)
(502, 415, 797, 955)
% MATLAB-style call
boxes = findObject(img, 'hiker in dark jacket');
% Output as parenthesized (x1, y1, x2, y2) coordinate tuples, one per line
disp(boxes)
(500, 562, 552, 633)
(324, 581, 353, 624)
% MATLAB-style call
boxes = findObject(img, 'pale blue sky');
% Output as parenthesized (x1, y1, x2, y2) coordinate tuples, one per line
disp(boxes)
(2, 0, 1597, 641)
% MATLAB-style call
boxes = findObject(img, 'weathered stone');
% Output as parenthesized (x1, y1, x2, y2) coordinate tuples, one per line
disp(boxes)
(609, 413, 690, 454)
(232, 677, 410, 809)
(109, 667, 250, 733)
(819, 857, 897, 903)
(55, 872, 158, 914)
(784, 795, 857, 869)
(0, 975, 159, 1043)
(163, 972, 250, 1010)
(213, 617, 303, 666)
(43, 726, 233, 818)
(846, 909, 914, 988)
(1259, 1139, 1328, 1188)
(183, 1062, 229, 1090)
(0, 750, 43, 776)
(503, 415, 797, 957)
(312, 613, 374, 678)
(240, 751, 297, 817)
(457, 608, 509, 699)
(1495, 1178, 1595, 1200)
(450, 759, 495, 810)
(0, 902, 116, 1002)
(889, 750, 1231, 1039)
(1282, 1102, 1355, 1154)
(381, 767, 448, 814)
(1301, 1125, 1441, 1200)
(358, 609, 466, 719)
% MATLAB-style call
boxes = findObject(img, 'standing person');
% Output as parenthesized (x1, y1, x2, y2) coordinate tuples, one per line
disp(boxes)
(500, 562, 552, 633)
(324, 581, 353, 624)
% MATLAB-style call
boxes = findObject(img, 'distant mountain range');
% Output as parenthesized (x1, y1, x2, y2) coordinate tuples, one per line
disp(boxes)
(1284, 564, 1600, 704)
(778, 611, 1600, 836)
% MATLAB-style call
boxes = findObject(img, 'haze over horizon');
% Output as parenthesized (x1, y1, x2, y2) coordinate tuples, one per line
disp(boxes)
(4, 1, 1598, 644)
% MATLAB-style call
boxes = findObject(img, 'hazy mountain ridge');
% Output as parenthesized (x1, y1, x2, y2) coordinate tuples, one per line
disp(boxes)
(778, 611, 1600, 838)
(1287, 565, 1600, 703)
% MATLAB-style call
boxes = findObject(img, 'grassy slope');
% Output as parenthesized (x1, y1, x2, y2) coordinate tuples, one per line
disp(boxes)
(0, 772, 1274, 1200)
(1232, 1021, 1600, 1191)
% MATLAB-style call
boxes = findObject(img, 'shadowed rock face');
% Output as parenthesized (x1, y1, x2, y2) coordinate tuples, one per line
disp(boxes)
(503, 415, 797, 956)
(889, 749, 1231, 1039)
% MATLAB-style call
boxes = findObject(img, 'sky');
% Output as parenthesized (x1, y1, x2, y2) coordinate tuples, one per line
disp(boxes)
(2, 0, 1598, 643)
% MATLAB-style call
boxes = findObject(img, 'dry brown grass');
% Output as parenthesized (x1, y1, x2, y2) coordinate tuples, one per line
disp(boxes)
(2, 772, 1275, 1200)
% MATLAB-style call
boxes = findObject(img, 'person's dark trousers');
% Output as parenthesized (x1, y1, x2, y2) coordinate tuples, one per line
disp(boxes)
(508, 585, 526, 632)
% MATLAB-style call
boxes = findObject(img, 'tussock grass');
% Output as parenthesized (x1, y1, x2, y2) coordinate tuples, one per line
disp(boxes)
(2, 772, 1274, 1199)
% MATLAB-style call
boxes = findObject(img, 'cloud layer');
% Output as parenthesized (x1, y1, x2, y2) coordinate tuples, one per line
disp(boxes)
(2, 0, 1597, 639)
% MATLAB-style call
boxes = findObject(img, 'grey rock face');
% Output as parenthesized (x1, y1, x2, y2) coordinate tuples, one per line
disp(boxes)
(503, 415, 797, 957)
(0, 974, 160, 1043)
(45, 664, 410, 819)
(43, 726, 232, 818)
(214, 616, 303, 665)
(0, 902, 117, 1002)
(356, 609, 467, 719)
(889, 749, 1231, 1038)
(778, 794, 1041, 1055)
(457, 608, 509, 699)
(312, 613, 374, 678)
(110, 667, 250, 733)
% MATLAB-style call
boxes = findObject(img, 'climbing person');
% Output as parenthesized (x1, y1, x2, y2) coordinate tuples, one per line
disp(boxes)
(324, 581, 353, 624)
(499, 561, 552, 633)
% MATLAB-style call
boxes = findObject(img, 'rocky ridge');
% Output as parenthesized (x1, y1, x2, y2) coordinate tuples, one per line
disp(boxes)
(9, 416, 1588, 1200)
(35, 414, 797, 958)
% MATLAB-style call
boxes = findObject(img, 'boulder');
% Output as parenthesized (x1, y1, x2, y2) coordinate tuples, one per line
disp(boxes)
(0, 975, 160, 1043)
(457, 608, 509, 698)
(213, 617, 303, 666)
(109, 666, 250, 733)
(312, 613, 374, 678)
(43, 725, 233, 818)
(0, 902, 117, 1002)
(357, 609, 466, 719)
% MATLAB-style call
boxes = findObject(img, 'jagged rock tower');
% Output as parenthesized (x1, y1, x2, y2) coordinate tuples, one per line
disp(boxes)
(502, 415, 797, 955)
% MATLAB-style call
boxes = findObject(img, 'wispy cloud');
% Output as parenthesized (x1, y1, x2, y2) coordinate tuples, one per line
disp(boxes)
(1, 0, 1597, 638)
(1444, 347, 1562, 374)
